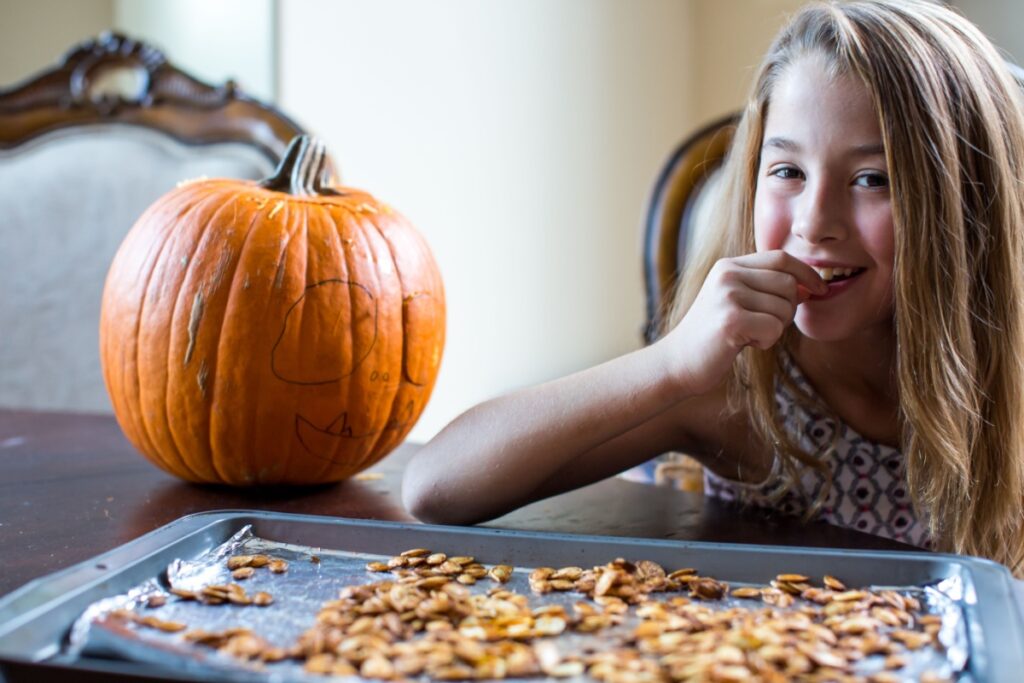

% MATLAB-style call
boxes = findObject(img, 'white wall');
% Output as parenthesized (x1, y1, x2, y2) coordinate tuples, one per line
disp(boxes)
(279, 0, 696, 440)
(113, 0, 276, 101)
(691, 0, 805, 126)
(0, 0, 276, 100)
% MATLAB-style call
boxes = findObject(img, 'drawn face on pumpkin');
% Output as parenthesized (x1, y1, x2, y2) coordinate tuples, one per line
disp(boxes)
(275, 278, 441, 463)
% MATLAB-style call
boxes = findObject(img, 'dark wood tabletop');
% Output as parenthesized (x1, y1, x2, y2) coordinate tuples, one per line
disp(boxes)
(0, 408, 913, 599)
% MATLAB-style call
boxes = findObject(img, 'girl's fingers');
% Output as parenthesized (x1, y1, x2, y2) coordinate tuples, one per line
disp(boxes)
(733, 288, 797, 323)
(736, 268, 805, 303)
(734, 251, 828, 295)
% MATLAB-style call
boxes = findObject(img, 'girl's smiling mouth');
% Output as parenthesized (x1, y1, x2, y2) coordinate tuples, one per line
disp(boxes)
(807, 265, 866, 300)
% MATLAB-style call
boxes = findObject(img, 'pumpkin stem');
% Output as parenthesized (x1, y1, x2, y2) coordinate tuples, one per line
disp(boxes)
(259, 135, 340, 197)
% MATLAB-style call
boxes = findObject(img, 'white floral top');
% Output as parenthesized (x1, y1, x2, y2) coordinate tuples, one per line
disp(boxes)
(622, 354, 931, 549)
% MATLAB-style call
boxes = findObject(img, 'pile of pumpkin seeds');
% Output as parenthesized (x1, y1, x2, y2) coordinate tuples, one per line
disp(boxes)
(117, 548, 953, 683)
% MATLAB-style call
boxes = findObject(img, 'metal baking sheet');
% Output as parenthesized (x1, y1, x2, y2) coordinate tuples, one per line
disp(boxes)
(0, 509, 1022, 682)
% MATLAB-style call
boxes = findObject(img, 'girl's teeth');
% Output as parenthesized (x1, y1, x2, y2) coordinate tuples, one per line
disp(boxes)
(814, 266, 857, 282)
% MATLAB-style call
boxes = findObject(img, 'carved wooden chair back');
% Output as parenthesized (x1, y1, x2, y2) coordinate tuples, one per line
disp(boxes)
(641, 113, 738, 345)
(0, 33, 310, 412)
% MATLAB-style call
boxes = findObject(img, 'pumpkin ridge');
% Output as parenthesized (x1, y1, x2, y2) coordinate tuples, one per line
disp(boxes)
(315, 207, 367, 480)
(313, 207, 343, 479)
(205, 194, 265, 484)
(344, 208, 395, 481)
(250, 197, 303, 484)
(315, 205, 361, 481)
(391, 223, 445, 454)
(354, 209, 410, 467)
(221, 197, 293, 484)
(279, 199, 313, 484)
(107, 194, 190, 479)
(301, 205, 350, 483)
(347, 206, 402, 478)
(137, 189, 227, 481)
(397, 230, 445, 453)
(182, 193, 243, 483)
(196, 189, 263, 482)
(162, 188, 240, 482)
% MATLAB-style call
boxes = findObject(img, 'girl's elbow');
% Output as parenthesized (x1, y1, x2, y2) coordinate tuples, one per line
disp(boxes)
(401, 468, 466, 525)
(402, 440, 503, 525)
(401, 483, 444, 524)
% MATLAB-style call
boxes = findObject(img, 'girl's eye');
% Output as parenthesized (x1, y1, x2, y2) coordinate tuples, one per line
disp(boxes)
(769, 166, 804, 180)
(854, 172, 889, 188)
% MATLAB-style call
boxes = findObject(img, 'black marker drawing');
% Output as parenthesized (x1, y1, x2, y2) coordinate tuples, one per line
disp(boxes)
(295, 400, 417, 463)
(271, 278, 377, 385)
(274, 280, 439, 464)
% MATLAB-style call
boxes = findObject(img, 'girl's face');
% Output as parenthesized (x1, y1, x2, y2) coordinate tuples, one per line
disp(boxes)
(754, 57, 895, 343)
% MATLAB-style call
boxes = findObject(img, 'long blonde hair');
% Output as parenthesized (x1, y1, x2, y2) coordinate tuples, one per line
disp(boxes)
(668, 0, 1024, 575)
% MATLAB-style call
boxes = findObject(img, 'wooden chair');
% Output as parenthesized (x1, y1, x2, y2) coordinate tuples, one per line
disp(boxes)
(641, 113, 739, 345)
(0, 32, 313, 412)
(623, 113, 740, 492)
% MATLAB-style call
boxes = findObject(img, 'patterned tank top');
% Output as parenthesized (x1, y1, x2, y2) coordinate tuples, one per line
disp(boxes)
(621, 353, 932, 549)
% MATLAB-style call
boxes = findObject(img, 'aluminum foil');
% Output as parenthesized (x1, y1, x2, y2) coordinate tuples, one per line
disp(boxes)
(66, 526, 972, 681)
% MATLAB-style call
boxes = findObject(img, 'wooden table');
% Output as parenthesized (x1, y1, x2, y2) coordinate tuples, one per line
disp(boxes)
(0, 408, 912, 598)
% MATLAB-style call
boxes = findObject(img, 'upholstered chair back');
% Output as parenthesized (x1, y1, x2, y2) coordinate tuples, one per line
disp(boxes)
(0, 33, 308, 412)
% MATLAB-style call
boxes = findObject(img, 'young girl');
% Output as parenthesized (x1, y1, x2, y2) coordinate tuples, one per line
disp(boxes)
(402, 0, 1024, 577)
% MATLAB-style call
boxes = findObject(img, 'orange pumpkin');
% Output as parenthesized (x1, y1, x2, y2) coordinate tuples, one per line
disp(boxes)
(100, 136, 445, 485)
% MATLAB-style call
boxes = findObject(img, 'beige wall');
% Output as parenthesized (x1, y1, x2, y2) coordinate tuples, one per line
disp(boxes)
(691, 0, 805, 127)
(0, 0, 113, 88)
(0, 0, 806, 442)
(689, 1, 1024, 129)
(0, 0, 841, 444)
(279, 0, 696, 440)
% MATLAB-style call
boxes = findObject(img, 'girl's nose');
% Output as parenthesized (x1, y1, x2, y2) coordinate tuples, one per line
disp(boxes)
(791, 179, 846, 244)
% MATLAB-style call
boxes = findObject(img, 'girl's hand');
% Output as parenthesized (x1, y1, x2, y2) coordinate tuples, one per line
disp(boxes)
(662, 250, 827, 395)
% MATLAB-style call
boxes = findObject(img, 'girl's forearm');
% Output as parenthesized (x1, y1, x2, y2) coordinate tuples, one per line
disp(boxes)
(400, 337, 691, 524)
